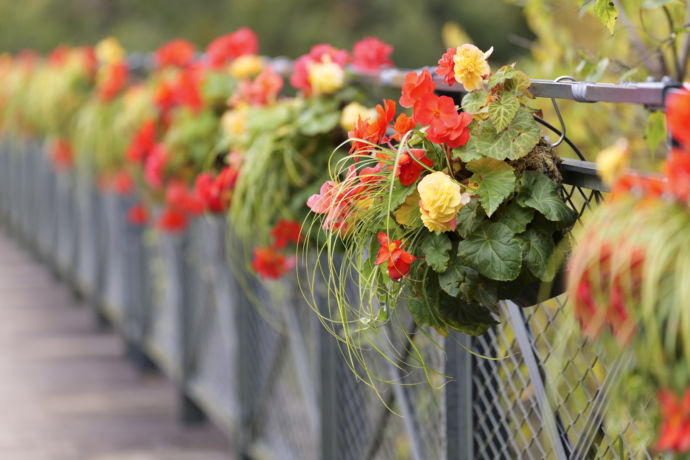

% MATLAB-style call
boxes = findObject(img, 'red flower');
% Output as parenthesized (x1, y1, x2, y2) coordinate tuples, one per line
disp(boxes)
(206, 28, 259, 68)
(157, 207, 188, 233)
(144, 144, 167, 189)
(665, 149, 690, 202)
(98, 62, 129, 102)
(165, 181, 205, 217)
(127, 120, 157, 163)
(359, 162, 384, 185)
(351, 37, 393, 71)
(393, 113, 417, 141)
(194, 166, 237, 214)
(127, 204, 149, 225)
(413, 93, 458, 127)
(366, 99, 396, 145)
(233, 66, 283, 106)
(570, 240, 639, 344)
(656, 388, 690, 453)
(113, 170, 133, 195)
(154, 79, 176, 115)
(397, 149, 433, 186)
(426, 111, 473, 148)
(155, 40, 196, 68)
(375, 232, 415, 280)
(251, 246, 296, 279)
(51, 138, 73, 170)
(436, 48, 457, 86)
(348, 117, 373, 155)
(270, 219, 302, 249)
(307, 166, 365, 232)
(667, 90, 690, 148)
(47, 45, 70, 67)
(174, 68, 204, 113)
(399, 69, 435, 109)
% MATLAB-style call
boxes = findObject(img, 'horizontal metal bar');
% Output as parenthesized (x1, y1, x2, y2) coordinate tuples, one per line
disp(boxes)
(127, 54, 681, 108)
(558, 159, 606, 192)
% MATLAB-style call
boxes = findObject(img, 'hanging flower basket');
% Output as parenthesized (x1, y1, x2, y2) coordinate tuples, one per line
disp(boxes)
(303, 45, 577, 371)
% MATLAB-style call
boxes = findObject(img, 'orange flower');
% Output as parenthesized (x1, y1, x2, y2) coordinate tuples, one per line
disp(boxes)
(375, 232, 416, 280)
(399, 69, 435, 108)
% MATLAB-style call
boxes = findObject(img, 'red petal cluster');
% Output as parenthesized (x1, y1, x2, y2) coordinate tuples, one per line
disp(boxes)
(571, 241, 640, 344)
(399, 69, 435, 108)
(668, 90, 690, 147)
(656, 388, 690, 453)
(194, 164, 238, 214)
(307, 166, 367, 232)
(157, 207, 188, 233)
(51, 138, 73, 170)
(397, 149, 433, 186)
(127, 203, 149, 225)
(232, 66, 283, 107)
(98, 62, 129, 102)
(165, 181, 205, 217)
(436, 48, 457, 86)
(155, 39, 196, 69)
(206, 28, 259, 68)
(375, 232, 415, 280)
(251, 246, 296, 279)
(270, 219, 302, 249)
(144, 144, 167, 189)
(127, 120, 157, 164)
(351, 37, 393, 72)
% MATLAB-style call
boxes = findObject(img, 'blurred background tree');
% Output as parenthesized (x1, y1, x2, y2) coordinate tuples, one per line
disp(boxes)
(0, 0, 532, 66)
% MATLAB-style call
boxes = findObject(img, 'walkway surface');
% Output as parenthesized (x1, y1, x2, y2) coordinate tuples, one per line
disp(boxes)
(0, 230, 232, 460)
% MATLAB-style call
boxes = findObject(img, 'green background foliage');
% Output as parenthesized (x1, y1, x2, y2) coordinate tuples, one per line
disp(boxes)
(0, 0, 532, 67)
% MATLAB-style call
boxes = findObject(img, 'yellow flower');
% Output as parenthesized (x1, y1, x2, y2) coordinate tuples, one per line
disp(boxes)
(228, 54, 264, 79)
(221, 107, 248, 137)
(453, 44, 493, 92)
(95, 37, 125, 65)
(308, 56, 345, 95)
(394, 190, 421, 226)
(597, 138, 629, 185)
(340, 102, 376, 131)
(417, 172, 463, 233)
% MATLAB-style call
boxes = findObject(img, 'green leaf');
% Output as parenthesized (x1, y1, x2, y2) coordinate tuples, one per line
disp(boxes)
(487, 65, 516, 89)
(438, 294, 497, 331)
(500, 202, 534, 234)
(517, 171, 577, 222)
(408, 296, 448, 335)
(488, 92, 520, 132)
(456, 222, 522, 281)
(387, 183, 417, 213)
(454, 121, 483, 162)
(505, 70, 532, 96)
(593, 0, 618, 34)
(519, 228, 556, 281)
(456, 199, 485, 239)
(461, 91, 489, 115)
(476, 108, 540, 161)
(438, 263, 479, 298)
(467, 158, 516, 217)
(422, 232, 452, 273)
(645, 111, 667, 153)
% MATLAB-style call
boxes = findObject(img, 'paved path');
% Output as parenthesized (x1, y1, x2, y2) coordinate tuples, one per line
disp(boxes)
(0, 230, 232, 460)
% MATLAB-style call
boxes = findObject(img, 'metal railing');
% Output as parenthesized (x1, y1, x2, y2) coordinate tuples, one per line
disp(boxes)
(0, 135, 652, 459)
(0, 68, 674, 459)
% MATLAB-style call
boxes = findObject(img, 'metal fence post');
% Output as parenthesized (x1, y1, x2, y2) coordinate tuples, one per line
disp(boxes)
(318, 308, 338, 460)
(177, 228, 206, 424)
(445, 332, 474, 460)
